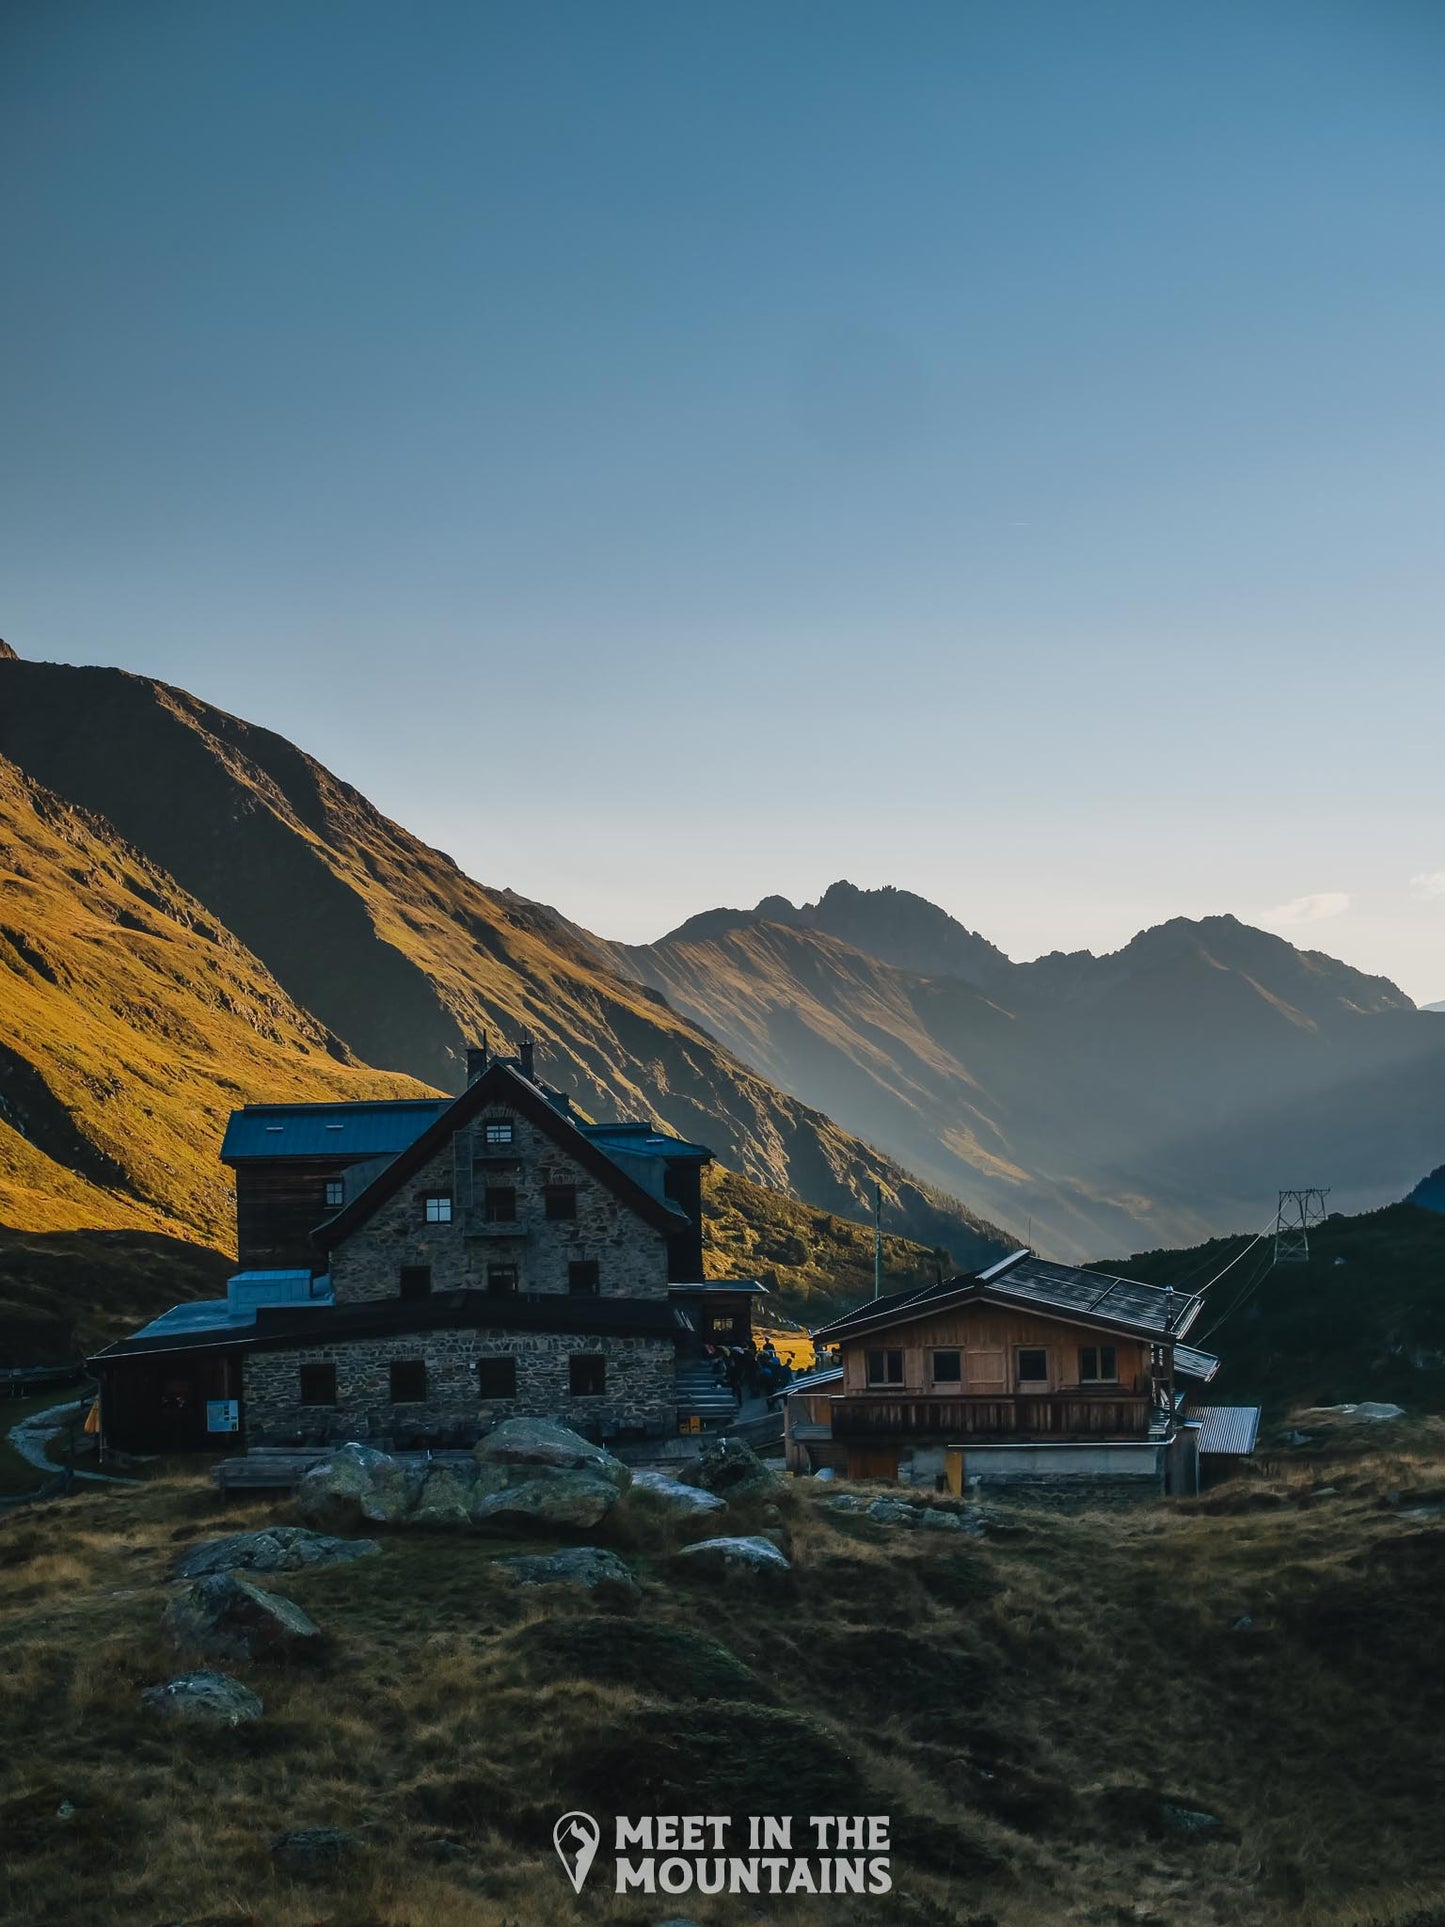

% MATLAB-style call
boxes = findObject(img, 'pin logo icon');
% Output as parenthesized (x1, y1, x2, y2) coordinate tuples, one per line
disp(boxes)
(553, 1810, 601, 1892)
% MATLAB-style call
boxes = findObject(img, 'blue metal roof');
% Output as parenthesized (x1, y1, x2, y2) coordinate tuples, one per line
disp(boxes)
(580, 1124, 711, 1162)
(130, 1271, 334, 1342)
(221, 1099, 450, 1162)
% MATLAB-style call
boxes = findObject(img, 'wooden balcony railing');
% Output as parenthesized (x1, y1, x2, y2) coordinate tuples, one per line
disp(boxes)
(829, 1392, 1154, 1441)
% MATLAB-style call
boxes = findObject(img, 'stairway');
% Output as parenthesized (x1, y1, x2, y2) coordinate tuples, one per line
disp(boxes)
(675, 1356, 740, 1429)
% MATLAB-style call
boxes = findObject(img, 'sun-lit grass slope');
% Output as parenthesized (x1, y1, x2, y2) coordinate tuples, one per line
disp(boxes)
(0, 753, 430, 1248)
(1096, 1200, 1445, 1419)
(4, 1446, 1445, 1924)
(609, 899, 1445, 1261)
(703, 1164, 950, 1322)
(0, 658, 1011, 1266)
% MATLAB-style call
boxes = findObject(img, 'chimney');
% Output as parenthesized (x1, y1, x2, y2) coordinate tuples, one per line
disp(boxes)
(518, 1035, 537, 1082)
(465, 1035, 489, 1085)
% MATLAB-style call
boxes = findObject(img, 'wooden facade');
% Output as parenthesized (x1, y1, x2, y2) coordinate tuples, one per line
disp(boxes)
(234, 1158, 350, 1272)
(839, 1302, 1152, 1400)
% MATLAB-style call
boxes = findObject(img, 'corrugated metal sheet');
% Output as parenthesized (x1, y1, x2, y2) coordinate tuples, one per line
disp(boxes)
(1192, 1405, 1261, 1456)
(1173, 1342, 1221, 1382)
(221, 1100, 450, 1161)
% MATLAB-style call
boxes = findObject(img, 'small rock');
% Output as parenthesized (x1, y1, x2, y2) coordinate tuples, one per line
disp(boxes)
(498, 1546, 641, 1601)
(176, 1527, 380, 1579)
(141, 1671, 264, 1725)
(823, 1494, 868, 1513)
(1355, 1402, 1405, 1422)
(1280, 1430, 1312, 1447)
(475, 1415, 631, 1493)
(270, 1826, 366, 1880)
(680, 1437, 784, 1500)
(676, 1534, 792, 1576)
(1229, 1614, 1255, 1633)
(919, 1508, 962, 1532)
(866, 1497, 918, 1526)
(471, 1471, 623, 1531)
(1161, 1802, 1226, 1836)
(628, 1469, 726, 1515)
(164, 1572, 323, 1665)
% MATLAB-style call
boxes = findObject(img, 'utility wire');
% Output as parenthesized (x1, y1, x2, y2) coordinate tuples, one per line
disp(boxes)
(1195, 1244, 1278, 1343)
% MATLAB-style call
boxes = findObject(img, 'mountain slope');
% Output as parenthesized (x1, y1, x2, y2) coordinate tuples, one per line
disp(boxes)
(0, 656, 1010, 1271)
(611, 892, 1445, 1258)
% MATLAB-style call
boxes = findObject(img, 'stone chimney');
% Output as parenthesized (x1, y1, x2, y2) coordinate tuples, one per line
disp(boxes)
(465, 1036, 490, 1085)
(518, 1036, 537, 1082)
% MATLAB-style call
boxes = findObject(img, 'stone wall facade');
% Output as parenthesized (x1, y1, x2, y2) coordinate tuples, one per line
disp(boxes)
(243, 1327, 675, 1445)
(328, 1103, 671, 1305)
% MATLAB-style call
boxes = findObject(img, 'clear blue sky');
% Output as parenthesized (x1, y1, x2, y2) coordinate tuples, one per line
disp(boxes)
(4, 2, 1444, 998)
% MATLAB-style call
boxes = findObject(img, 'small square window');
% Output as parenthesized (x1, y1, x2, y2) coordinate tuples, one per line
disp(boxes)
(299, 1362, 336, 1406)
(323, 1179, 345, 1209)
(484, 1186, 517, 1223)
(1016, 1348, 1049, 1385)
(390, 1360, 427, 1403)
(569, 1355, 606, 1397)
(486, 1264, 518, 1295)
(484, 1119, 514, 1147)
(423, 1193, 453, 1224)
(568, 1259, 600, 1295)
(865, 1348, 904, 1387)
(931, 1349, 962, 1384)
(544, 1184, 578, 1221)
(1080, 1345, 1118, 1384)
(477, 1357, 517, 1400)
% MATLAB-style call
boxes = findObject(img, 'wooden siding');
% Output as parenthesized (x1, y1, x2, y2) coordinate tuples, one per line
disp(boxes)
(841, 1303, 1151, 1399)
(234, 1160, 348, 1272)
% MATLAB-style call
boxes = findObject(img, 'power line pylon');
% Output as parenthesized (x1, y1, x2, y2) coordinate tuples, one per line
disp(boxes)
(1274, 1187, 1329, 1265)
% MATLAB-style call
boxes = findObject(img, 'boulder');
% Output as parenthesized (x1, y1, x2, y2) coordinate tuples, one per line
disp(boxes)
(471, 1472, 622, 1531)
(295, 1442, 424, 1529)
(676, 1534, 792, 1577)
(140, 1671, 264, 1725)
(175, 1527, 380, 1579)
(867, 1497, 918, 1526)
(679, 1437, 784, 1500)
(498, 1546, 641, 1601)
(164, 1573, 324, 1665)
(412, 1461, 482, 1526)
(918, 1508, 963, 1532)
(628, 1469, 726, 1515)
(474, 1416, 631, 1493)
(270, 1827, 366, 1880)
(823, 1494, 868, 1514)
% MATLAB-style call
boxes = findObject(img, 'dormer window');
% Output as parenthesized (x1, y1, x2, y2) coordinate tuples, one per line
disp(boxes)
(422, 1194, 453, 1224)
(484, 1120, 514, 1148)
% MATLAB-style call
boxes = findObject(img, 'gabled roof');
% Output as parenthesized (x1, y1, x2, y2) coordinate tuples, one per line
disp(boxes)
(813, 1249, 1205, 1347)
(221, 1099, 450, 1163)
(313, 1061, 692, 1249)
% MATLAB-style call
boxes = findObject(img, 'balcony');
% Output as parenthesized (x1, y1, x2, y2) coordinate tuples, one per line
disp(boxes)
(829, 1392, 1154, 1442)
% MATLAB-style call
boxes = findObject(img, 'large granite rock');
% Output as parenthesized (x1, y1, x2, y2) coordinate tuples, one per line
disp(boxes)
(295, 1442, 425, 1530)
(140, 1671, 264, 1725)
(679, 1437, 784, 1501)
(474, 1416, 631, 1493)
(499, 1546, 641, 1600)
(676, 1534, 792, 1577)
(412, 1461, 487, 1526)
(175, 1527, 380, 1579)
(471, 1472, 622, 1530)
(164, 1572, 324, 1665)
(628, 1469, 726, 1515)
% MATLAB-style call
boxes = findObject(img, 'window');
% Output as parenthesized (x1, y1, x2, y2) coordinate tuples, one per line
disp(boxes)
(324, 1179, 345, 1209)
(422, 1193, 453, 1224)
(486, 1264, 518, 1295)
(484, 1186, 517, 1223)
(399, 1265, 432, 1300)
(568, 1259, 600, 1296)
(865, 1348, 904, 1386)
(569, 1354, 606, 1397)
(931, 1349, 962, 1384)
(390, 1360, 427, 1403)
(544, 1184, 578, 1221)
(1016, 1348, 1049, 1386)
(483, 1119, 514, 1147)
(299, 1362, 336, 1406)
(1080, 1344, 1118, 1384)
(477, 1357, 517, 1400)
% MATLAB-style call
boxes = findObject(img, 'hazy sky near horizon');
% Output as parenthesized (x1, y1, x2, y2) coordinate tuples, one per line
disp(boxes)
(4, 2, 1444, 999)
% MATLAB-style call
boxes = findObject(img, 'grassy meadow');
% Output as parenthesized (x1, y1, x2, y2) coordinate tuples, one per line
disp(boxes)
(4, 1431, 1445, 1926)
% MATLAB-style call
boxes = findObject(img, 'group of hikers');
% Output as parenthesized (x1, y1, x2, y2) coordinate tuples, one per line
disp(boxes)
(705, 1332, 833, 1404)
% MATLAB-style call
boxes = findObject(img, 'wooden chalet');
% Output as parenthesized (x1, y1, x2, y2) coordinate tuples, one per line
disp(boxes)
(794, 1249, 1233, 1499)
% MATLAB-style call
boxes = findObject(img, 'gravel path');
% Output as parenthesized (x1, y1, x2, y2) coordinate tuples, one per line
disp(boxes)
(7, 1399, 141, 1485)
